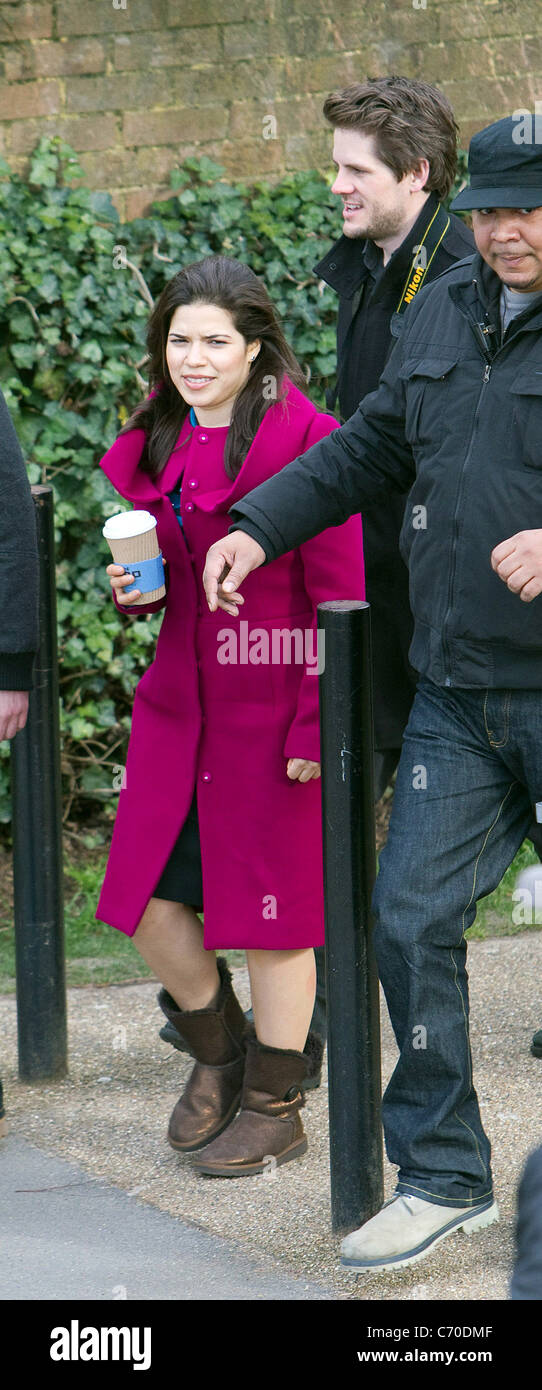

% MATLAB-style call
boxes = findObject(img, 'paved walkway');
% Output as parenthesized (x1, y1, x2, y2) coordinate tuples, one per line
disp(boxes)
(1, 934, 541, 1301)
(0, 1138, 332, 1300)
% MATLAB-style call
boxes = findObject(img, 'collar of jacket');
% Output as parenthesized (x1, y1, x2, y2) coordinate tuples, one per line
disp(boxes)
(314, 192, 442, 301)
(448, 251, 542, 336)
(98, 379, 322, 513)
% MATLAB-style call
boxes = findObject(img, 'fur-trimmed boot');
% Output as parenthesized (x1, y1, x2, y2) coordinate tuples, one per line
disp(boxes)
(191, 1033, 308, 1177)
(157, 957, 247, 1153)
(159, 1014, 325, 1090)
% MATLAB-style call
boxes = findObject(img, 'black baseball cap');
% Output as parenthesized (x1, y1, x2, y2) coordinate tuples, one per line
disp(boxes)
(451, 114, 542, 211)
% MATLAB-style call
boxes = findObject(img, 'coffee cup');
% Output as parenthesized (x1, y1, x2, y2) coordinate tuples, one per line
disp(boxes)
(102, 510, 166, 604)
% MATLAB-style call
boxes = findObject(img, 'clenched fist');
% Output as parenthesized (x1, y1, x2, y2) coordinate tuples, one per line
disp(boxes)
(287, 758, 321, 782)
(491, 530, 542, 602)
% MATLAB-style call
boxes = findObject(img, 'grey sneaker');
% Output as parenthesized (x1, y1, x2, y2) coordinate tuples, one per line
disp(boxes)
(340, 1193, 499, 1272)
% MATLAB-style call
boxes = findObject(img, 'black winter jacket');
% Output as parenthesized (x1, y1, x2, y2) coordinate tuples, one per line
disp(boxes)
(313, 195, 474, 747)
(314, 192, 474, 422)
(229, 253, 542, 689)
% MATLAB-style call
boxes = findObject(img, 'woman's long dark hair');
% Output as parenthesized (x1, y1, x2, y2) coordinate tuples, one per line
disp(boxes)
(121, 255, 307, 480)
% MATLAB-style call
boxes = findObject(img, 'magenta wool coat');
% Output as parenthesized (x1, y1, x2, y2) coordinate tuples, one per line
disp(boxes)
(95, 381, 365, 949)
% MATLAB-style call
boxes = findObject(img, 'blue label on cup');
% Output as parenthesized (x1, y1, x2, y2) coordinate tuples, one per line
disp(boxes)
(123, 553, 165, 595)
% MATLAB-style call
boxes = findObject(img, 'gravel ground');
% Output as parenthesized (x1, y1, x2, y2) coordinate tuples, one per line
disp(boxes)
(2, 933, 541, 1302)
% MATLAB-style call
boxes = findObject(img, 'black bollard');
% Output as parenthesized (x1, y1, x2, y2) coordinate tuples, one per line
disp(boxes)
(11, 485, 67, 1081)
(317, 600, 383, 1233)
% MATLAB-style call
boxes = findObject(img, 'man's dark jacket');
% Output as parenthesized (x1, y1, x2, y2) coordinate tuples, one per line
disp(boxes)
(312, 194, 474, 746)
(229, 252, 542, 689)
(0, 390, 39, 690)
(314, 192, 474, 422)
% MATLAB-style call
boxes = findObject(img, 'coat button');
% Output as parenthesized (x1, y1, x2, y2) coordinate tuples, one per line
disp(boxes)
(188, 478, 199, 488)
(199, 433, 208, 444)
(201, 771, 212, 782)
(185, 501, 194, 512)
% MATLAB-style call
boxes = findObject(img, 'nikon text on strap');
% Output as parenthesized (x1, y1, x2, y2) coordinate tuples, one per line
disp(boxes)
(395, 202, 450, 314)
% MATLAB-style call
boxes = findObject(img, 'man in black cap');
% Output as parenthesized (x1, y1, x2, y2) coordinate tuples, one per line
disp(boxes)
(202, 114, 542, 1272)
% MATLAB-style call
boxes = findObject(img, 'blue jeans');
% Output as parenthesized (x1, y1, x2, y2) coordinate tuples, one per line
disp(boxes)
(373, 677, 541, 1209)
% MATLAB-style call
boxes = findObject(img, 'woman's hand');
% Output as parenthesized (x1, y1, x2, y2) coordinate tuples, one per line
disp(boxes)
(0, 690, 29, 742)
(287, 758, 321, 782)
(107, 562, 141, 604)
(107, 558, 167, 605)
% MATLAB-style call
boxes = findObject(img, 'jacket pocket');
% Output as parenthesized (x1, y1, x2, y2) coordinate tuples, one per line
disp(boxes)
(398, 353, 461, 450)
(509, 370, 542, 468)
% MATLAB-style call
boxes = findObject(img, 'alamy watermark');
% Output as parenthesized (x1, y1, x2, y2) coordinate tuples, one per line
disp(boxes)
(50, 1321, 151, 1370)
(216, 622, 325, 676)
(512, 104, 542, 144)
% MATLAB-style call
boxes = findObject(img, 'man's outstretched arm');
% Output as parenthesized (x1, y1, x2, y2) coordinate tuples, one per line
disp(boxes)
(203, 338, 416, 612)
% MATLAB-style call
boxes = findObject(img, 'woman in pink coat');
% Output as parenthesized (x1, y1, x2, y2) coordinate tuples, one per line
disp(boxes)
(97, 255, 364, 1176)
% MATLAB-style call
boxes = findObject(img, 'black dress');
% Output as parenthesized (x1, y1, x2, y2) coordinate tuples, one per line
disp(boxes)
(153, 477, 204, 912)
(153, 785, 204, 911)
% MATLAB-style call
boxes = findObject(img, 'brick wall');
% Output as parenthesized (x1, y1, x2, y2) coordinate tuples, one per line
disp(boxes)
(1, 0, 541, 219)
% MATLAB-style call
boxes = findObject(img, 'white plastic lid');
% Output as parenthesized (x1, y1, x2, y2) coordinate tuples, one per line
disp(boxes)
(102, 510, 157, 540)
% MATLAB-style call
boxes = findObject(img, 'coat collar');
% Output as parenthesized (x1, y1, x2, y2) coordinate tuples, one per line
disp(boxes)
(180, 381, 320, 514)
(98, 420, 193, 505)
(99, 380, 318, 513)
(188, 390, 300, 514)
(314, 192, 443, 300)
(447, 250, 542, 345)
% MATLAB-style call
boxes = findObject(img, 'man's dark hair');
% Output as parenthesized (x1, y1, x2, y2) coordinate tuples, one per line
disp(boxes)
(323, 76, 458, 201)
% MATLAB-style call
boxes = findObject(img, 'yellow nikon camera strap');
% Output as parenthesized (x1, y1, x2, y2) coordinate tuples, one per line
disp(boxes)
(395, 203, 450, 314)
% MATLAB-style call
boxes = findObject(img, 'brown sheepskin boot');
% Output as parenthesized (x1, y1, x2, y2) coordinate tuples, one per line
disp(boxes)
(157, 957, 247, 1153)
(191, 1033, 308, 1177)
